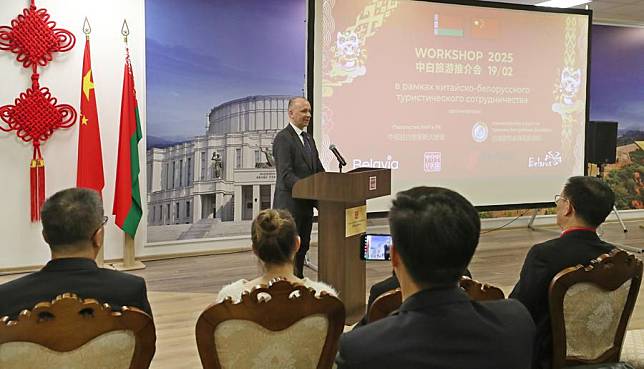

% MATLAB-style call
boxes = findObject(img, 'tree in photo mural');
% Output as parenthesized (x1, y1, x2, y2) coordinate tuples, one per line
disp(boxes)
(605, 149, 644, 210)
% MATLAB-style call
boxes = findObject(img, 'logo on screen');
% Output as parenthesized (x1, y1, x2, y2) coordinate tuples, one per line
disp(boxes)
(424, 152, 442, 173)
(369, 176, 377, 190)
(353, 155, 399, 170)
(528, 151, 562, 168)
(472, 122, 488, 143)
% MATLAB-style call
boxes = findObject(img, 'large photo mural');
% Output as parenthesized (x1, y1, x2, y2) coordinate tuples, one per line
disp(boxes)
(590, 25, 644, 210)
(145, 0, 307, 242)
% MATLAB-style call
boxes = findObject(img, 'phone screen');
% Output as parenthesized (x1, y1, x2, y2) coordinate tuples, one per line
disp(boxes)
(360, 234, 392, 261)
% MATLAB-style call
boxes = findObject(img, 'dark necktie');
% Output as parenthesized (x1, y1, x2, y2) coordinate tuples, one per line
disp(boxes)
(301, 132, 313, 162)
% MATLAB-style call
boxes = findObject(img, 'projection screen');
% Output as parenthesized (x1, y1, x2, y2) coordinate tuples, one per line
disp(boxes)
(311, 0, 591, 211)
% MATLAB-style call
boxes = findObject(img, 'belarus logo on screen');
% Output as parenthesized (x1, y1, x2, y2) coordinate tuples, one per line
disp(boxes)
(472, 122, 488, 143)
(353, 155, 399, 170)
(528, 151, 562, 168)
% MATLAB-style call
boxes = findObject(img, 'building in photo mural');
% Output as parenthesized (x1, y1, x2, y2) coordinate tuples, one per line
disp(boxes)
(145, 0, 307, 242)
(146, 95, 287, 241)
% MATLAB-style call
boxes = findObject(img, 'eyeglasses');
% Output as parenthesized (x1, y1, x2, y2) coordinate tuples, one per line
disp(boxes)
(554, 194, 568, 204)
(91, 216, 108, 240)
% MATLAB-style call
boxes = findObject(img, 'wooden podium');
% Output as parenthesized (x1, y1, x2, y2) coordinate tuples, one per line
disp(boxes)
(293, 168, 391, 320)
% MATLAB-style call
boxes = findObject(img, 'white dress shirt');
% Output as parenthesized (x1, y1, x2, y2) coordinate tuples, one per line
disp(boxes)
(289, 122, 306, 146)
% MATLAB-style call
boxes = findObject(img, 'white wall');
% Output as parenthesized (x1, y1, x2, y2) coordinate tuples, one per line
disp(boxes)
(0, 0, 147, 268)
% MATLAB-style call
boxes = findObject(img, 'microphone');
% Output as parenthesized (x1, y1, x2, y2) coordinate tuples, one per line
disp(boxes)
(329, 144, 347, 167)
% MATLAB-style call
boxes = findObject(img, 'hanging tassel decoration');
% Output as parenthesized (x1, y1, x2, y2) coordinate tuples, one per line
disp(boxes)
(29, 145, 45, 221)
(0, 0, 76, 221)
(30, 158, 37, 220)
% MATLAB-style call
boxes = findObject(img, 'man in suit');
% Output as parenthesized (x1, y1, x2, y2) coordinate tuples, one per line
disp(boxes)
(336, 187, 535, 369)
(510, 176, 615, 369)
(272, 97, 325, 277)
(0, 188, 152, 319)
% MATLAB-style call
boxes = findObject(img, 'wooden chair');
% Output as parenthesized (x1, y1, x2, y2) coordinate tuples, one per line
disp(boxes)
(566, 363, 635, 369)
(367, 276, 505, 323)
(367, 287, 402, 323)
(196, 279, 345, 369)
(0, 293, 156, 369)
(459, 276, 505, 301)
(549, 249, 643, 369)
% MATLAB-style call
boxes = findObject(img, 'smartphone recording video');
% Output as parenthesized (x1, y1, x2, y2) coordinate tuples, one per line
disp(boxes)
(360, 234, 392, 261)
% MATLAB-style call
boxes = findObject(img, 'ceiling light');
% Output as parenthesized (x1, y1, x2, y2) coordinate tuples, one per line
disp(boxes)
(535, 0, 591, 8)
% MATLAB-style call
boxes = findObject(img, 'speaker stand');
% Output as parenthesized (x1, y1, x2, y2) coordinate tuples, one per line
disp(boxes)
(528, 209, 561, 235)
(597, 164, 627, 233)
(527, 209, 539, 230)
(611, 205, 628, 233)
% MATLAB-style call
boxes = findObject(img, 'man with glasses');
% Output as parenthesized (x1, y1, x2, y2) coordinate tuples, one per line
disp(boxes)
(0, 188, 152, 319)
(510, 176, 615, 369)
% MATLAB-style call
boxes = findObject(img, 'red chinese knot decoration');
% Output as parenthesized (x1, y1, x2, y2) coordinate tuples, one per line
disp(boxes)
(0, 0, 77, 221)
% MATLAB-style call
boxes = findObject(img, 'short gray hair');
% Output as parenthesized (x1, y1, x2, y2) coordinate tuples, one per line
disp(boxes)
(41, 188, 104, 248)
(287, 96, 307, 111)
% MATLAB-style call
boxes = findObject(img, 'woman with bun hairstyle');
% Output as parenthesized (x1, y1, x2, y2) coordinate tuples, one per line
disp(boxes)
(216, 209, 337, 302)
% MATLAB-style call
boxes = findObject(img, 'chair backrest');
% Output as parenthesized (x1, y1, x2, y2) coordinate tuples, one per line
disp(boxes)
(367, 276, 505, 323)
(196, 279, 345, 369)
(549, 249, 643, 369)
(565, 363, 635, 369)
(0, 293, 156, 369)
(367, 288, 402, 323)
(459, 276, 506, 301)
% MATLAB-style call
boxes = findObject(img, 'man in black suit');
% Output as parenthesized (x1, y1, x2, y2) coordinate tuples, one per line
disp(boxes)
(510, 176, 615, 369)
(272, 97, 325, 277)
(0, 188, 152, 319)
(336, 187, 535, 369)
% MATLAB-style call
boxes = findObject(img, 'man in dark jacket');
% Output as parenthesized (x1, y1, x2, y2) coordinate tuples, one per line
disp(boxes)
(0, 188, 152, 319)
(272, 97, 325, 277)
(336, 187, 535, 369)
(510, 176, 616, 369)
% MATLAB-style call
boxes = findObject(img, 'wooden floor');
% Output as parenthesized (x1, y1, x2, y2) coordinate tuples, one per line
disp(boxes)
(1, 220, 643, 369)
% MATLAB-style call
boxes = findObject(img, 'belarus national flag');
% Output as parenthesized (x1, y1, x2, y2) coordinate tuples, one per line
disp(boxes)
(113, 50, 143, 237)
(77, 36, 105, 195)
(434, 13, 464, 37)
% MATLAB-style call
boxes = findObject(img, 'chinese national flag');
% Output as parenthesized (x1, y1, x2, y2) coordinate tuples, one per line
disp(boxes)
(77, 37, 105, 196)
(471, 18, 500, 39)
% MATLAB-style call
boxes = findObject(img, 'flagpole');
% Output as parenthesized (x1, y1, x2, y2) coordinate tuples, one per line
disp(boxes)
(112, 19, 145, 271)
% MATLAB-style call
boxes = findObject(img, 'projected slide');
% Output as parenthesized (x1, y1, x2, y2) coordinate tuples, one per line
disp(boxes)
(314, 0, 590, 208)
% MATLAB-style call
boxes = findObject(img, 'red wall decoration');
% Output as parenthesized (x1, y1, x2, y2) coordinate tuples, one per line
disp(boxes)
(0, 0, 77, 221)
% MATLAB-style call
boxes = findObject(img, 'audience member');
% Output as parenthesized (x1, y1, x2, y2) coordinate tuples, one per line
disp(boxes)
(510, 176, 616, 369)
(0, 188, 152, 318)
(216, 209, 336, 302)
(336, 187, 535, 369)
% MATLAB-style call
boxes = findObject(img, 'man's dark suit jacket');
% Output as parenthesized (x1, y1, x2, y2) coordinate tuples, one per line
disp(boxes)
(0, 258, 153, 319)
(510, 229, 614, 369)
(272, 123, 324, 216)
(336, 287, 536, 369)
(272, 123, 324, 276)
